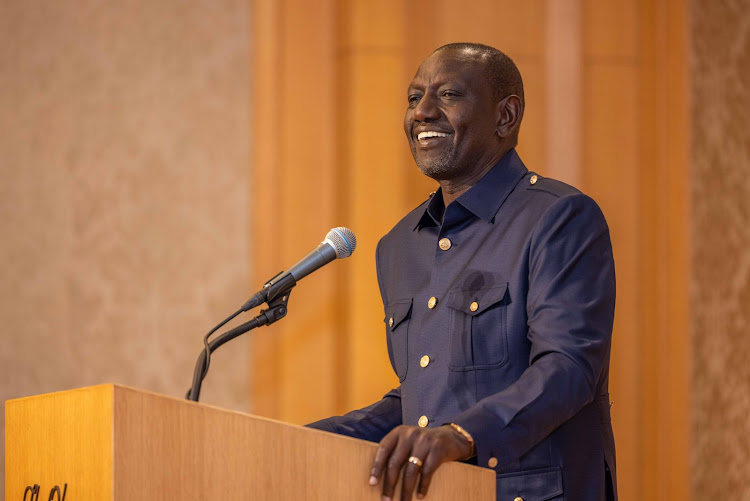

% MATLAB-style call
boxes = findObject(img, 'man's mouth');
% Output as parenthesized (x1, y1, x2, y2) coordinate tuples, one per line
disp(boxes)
(417, 131, 450, 141)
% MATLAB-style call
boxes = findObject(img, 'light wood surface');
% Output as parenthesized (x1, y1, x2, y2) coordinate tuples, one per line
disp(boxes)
(5, 385, 114, 500)
(6, 384, 494, 500)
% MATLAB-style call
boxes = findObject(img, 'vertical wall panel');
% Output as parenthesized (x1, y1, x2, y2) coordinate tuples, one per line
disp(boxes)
(250, 0, 284, 418)
(583, 62, 641, 501)
(340, 0, 408, 410)
(637, 2, 691, 499)
(545, 0, 582, 186)
(583, 0, 638, 59)
(251, 0, 342, 423)
(581, 6, 644, 495)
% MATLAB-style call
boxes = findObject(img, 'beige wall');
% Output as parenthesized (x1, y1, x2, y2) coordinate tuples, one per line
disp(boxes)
(0, 0, 252, 491)
(691, 0, 750, 497)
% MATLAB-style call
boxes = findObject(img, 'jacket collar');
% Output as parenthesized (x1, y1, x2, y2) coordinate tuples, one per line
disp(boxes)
(415, 149, 528, 230)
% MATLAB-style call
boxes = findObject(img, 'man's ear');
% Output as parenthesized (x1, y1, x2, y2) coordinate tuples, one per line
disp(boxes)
(495, 95, 523, 139)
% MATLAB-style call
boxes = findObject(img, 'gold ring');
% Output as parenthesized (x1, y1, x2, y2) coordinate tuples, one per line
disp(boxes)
(408, 456, 423, 467)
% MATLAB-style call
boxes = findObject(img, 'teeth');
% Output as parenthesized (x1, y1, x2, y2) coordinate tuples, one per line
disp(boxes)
(418, 131, 449, 140)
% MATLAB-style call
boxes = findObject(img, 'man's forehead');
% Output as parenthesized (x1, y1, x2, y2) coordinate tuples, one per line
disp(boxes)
(410, 48, 487, 86)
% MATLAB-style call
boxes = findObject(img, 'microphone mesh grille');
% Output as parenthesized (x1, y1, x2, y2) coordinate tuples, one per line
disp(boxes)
(325, 227, 357, 258)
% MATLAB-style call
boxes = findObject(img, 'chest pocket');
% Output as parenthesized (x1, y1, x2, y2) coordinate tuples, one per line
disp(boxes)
(384, 299, 412, 381)
(446, 284, 509, 371)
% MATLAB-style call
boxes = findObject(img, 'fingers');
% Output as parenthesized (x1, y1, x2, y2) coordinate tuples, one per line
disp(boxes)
(370, 426, 460, 501)
(370, 428, 399, 486)
(381, 436, 412, 500)
(400, 446, 431, 501)
(416, 451, 440, 499)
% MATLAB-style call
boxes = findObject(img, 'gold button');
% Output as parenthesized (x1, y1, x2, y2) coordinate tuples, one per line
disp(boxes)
(388, 317, 394, 327)
(420, 355, 430, 368)
(488, 456, 498, 468)
(427, 296, 438, 309)
(438, 238, 452, 251)
(514, 497, 523, 501)
(418, 415, 429, 427)
(469, 301, 479, 312)
(530, 174, 538, 185)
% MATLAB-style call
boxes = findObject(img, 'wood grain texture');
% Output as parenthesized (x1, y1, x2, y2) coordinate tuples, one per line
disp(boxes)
(6, 385, 495, 500)
(5, 385, 114, 500)
(113, 385, 493, 499)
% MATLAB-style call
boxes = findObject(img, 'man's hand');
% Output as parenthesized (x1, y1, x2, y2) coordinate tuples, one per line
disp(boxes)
(369, 424, 473, 501)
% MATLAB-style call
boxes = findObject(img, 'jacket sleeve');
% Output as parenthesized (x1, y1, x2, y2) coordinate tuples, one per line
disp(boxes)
(452, 193, 616, 469)
(306, 239, 404, 443)
(305, 387, 402, 443)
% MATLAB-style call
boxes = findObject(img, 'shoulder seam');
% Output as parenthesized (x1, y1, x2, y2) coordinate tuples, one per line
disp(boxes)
(525, 186, 563, 198)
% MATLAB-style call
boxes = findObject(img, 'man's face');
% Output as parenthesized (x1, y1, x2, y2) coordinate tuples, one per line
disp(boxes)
(404, 49, 501, 181)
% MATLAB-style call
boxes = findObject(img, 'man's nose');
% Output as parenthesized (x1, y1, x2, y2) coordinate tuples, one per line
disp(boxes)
(413, 94, 440, 121)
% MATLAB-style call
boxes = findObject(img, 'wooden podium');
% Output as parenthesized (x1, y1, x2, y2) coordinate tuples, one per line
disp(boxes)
(5, 384, 495, 500)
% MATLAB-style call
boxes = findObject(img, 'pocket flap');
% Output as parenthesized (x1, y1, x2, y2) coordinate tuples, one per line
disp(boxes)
(498, 466, 563, 501)
(446, 284, 508, 316)
(385, 299, 413, 330)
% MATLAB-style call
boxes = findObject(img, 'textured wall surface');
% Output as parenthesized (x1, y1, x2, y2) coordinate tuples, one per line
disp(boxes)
(0, 0, 251, 491)
(691, 0, 750, 497)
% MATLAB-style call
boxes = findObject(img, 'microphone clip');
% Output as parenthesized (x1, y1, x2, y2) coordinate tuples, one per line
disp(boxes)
(241, 271, 297, 312)
(263, 271, 297, 305)
(257, 287, 292, 326)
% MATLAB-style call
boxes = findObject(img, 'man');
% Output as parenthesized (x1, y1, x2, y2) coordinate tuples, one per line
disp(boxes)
(308, 42, 617, 501)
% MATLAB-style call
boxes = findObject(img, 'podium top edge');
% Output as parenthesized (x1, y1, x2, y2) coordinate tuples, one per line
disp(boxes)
(5, 383, 117, 406)
(4, 384, 296, 428)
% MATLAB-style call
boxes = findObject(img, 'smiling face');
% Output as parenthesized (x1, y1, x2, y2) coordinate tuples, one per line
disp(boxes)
(404, 48, 504, 182)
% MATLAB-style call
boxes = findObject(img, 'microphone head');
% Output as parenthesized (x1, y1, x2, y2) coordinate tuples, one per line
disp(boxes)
(324, 227, 357, 259)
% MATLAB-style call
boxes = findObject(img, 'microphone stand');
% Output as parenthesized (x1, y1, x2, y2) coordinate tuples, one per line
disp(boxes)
(186, 275, 295, 402)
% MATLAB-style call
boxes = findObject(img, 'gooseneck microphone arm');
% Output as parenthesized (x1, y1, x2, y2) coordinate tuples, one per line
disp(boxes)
(185, 227, 357, 403)
(186, 287, 293, 402)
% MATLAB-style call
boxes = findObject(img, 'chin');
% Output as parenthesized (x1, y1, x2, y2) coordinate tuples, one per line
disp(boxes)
(416, 164, 455, 181)
(415, 158, 457, 181)
(413, 148, 457, 180)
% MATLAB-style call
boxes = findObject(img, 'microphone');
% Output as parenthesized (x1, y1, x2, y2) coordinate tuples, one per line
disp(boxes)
(241, 227, 357, 311)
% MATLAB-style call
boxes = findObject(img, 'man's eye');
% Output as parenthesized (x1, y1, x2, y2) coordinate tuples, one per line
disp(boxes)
(408, 95, 421, 105)
(442, 91, 458, 98)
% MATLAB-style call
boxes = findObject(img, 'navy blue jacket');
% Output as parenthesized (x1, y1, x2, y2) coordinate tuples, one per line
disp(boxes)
(309, 150, 617, 501)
